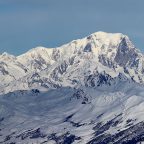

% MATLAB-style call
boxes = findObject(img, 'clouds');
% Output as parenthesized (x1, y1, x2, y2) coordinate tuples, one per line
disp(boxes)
(0, 0, 144, 55)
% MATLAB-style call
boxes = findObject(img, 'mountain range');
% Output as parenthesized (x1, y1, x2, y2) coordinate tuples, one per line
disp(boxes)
(1, 31, 144, 144)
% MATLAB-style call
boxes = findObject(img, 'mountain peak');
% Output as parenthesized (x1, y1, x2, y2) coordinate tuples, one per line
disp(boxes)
(92, 31, 124, 37)
(89, 31, 130, 46)
(0, 52, 16, 61)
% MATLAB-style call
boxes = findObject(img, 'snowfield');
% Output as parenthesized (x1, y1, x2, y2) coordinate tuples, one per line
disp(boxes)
(1, 31, 144, 143)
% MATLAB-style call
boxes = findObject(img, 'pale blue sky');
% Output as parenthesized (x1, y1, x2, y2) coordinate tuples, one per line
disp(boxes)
(0, 0, 144, 55)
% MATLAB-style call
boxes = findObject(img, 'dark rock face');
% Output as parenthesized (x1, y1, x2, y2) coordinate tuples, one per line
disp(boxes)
(88, 121, 144, 144)
(72, 89, 89, 104)
(64, 114, 74, 122)
(58, 61, 68, 75)
(64, 114, 85, 127)
(28, 55, 48, 71)
(115, 37, 139, 69)
(84, 43, 92, 52)
(16, 128, 46, 140)
(84, 71, 113, 87)
(69, 56, 75, 65)
(0, 63, 9, 75)
(32, 89, 40, 94)
(98, 54, 115, 68)
(0, 117, 4, 123)
(52, 49, 60, 61)
(50, 60, 68, 81)
(1, 132, 16, 143)
(48, 132, 81, 144)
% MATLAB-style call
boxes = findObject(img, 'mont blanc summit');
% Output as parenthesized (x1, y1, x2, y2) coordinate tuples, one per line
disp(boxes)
(1, 32, 144, 143)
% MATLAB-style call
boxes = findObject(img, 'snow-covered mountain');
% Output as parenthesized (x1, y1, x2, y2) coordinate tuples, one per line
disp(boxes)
(1, 31, 144, 144)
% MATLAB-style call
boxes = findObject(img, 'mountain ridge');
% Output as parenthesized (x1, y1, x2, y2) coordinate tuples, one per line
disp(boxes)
(1, 31, 144, 93)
